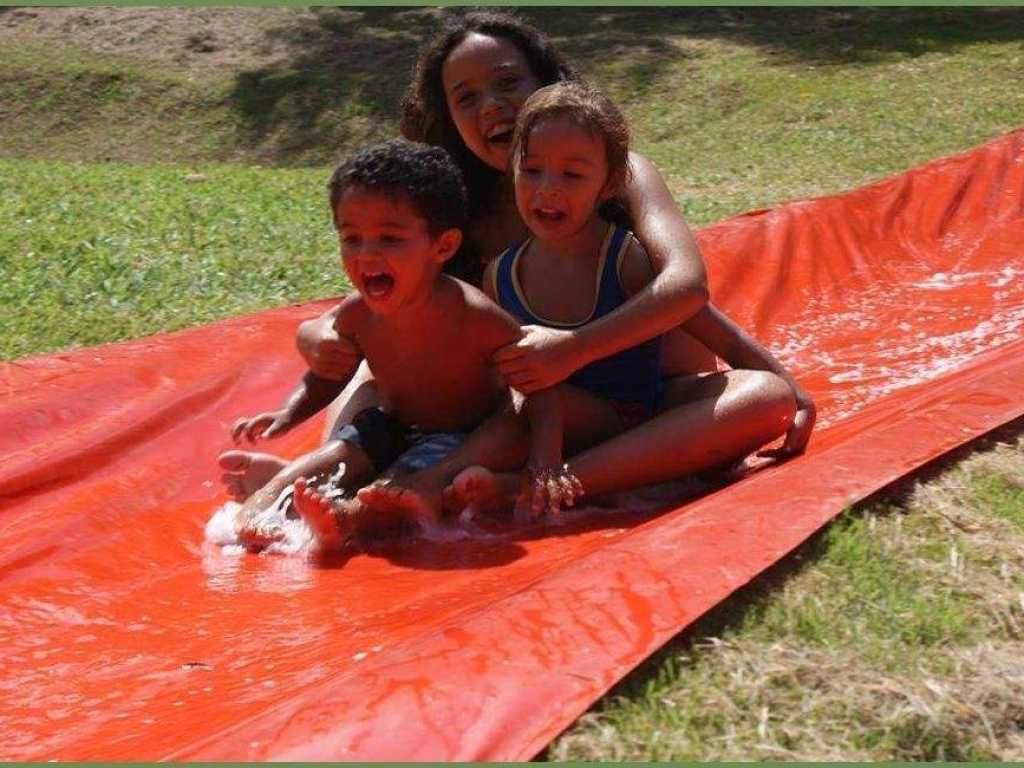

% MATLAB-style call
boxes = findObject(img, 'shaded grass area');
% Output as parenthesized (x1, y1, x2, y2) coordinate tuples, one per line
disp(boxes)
(547, 423, 1024, 761)
(3, 10, 1023, 200)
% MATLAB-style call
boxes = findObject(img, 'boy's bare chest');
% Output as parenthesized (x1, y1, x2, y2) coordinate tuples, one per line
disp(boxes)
(355, 322, 499, 428)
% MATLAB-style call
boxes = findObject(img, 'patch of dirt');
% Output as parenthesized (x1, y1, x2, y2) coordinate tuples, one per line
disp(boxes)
(0, 6, 327, 72)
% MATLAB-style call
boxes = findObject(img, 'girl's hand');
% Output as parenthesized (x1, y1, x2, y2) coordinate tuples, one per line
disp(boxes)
(495, 326, 585, 394)
(515, 464, 585, 521)
(231, 410, 294, 443)
(297, 312, 360, 381)
(759, 390, 817, 459)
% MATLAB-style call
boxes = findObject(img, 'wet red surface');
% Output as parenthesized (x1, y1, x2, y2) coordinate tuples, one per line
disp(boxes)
(2, 129, 1023, 760)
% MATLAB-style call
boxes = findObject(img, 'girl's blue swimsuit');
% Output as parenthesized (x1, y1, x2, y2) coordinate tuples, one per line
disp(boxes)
(492, 223, 664, 418)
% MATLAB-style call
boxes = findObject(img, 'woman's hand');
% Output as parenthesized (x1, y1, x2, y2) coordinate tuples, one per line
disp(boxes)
(759, 389, 817, 459)
(296, 310, 360, 381)
(494, 325, 585, 394)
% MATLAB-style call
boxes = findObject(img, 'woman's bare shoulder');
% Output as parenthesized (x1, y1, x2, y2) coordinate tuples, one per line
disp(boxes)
(618, 233, 657, 297)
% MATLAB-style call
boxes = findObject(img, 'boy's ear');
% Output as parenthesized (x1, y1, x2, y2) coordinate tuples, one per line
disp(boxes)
(432, 228, 463, 263)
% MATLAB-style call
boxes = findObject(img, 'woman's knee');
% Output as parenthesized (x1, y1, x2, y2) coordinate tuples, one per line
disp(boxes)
(725, 369, 796, 426)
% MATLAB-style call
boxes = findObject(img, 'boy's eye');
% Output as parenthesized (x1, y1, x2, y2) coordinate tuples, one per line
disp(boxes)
(380, 235, 404, 245)
(497, 76, 520, 91)
(341, 235, 361, 247)
(564, 170, 583, 180)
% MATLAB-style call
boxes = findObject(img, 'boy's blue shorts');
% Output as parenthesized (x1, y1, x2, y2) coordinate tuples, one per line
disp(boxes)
(330, 407, 466, 475)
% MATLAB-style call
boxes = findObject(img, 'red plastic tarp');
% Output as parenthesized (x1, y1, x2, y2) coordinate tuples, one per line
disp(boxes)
(2, 130, 1023, 761)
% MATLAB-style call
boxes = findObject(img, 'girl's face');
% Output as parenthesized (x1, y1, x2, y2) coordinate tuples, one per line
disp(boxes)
(513, 115, 611, 243)
(442, 33, 542, 172)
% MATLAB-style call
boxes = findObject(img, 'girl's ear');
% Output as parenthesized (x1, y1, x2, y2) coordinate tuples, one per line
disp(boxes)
(433, 228, 463, 263)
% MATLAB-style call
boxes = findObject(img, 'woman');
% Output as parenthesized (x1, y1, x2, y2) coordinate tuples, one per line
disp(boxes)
(221, 11, 814, 508)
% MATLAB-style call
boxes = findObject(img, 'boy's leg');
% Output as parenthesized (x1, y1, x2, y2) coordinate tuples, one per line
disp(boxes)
(235, 439, 373, 547)
(218, 362, 379, 500)
(353, 400, 533, 524)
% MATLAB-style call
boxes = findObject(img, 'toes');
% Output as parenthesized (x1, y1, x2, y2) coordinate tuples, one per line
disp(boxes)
(218, 450, 251, 472)
(222, 474, 245, 499)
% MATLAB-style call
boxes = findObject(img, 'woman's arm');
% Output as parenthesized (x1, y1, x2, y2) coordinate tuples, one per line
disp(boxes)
(296, 303, 361, 381)
(683, 304, 817, 456)
(579, 151, 709, 356)
(495, 152, 708, 392)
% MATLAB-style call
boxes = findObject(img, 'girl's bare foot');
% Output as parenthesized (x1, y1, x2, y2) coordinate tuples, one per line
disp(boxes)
(219, 450, 288, 501)
(444, 466, 511, 515)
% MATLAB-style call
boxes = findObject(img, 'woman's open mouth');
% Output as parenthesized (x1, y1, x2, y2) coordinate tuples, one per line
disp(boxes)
(485, 123, 514, 146)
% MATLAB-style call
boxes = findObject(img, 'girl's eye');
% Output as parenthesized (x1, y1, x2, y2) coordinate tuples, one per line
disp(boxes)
(455, 92, 476, 107)
(520, 166, 540, 176)
(381, 235, 404, 246)
(497, 76, 520, 91)
(565, 171, 583, 180)
(341, 235, 361, 247)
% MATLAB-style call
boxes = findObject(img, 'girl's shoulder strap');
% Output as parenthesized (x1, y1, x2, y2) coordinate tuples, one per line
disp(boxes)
(594, 224, 632, 316)
(493, 240, 534, 323)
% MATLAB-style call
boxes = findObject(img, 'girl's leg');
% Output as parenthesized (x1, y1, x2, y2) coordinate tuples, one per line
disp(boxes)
(219, 361, 379, 499)
(362, 385, 623, 521)
(450, 370, 794, 511)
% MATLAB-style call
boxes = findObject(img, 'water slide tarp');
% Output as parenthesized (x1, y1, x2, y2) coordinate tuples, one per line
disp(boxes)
(2, 130, 1023, 761)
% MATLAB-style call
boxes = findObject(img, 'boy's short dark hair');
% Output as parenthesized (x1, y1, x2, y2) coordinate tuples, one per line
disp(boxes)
(328, 139, 468, 236)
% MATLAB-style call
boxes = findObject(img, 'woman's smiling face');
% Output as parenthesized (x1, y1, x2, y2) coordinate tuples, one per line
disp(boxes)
(442, 33, 542, 172)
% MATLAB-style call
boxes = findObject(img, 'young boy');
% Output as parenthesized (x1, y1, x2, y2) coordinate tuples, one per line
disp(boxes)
(229, 139, 562, 550)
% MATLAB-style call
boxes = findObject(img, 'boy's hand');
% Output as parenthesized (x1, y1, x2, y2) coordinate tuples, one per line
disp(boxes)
(495, 326, 584, 394)
(758, 390, 817, 459)
(297, 313, 360, 381)
(231, 410, 294, 443)
(515, 464, 585, 521)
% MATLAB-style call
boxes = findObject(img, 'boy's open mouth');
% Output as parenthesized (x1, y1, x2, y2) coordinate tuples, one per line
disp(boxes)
(362, 271, 395, 298)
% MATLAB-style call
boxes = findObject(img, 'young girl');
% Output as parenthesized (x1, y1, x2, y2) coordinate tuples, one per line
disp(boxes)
(448, 81, 815, 516)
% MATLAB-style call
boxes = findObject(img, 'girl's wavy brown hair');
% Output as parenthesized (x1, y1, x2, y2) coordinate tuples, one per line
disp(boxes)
(510, 81, 632, 200)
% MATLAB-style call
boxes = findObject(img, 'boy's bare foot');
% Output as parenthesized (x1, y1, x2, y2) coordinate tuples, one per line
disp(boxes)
(219, 450, 287, 501)
(443, 465, 515, 515)
(356, 477, 442, 529)
(292, 477, 356, 551)
(234, 503, 285, 549)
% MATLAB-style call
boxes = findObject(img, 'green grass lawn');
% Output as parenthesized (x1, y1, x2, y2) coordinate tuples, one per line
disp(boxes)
(3, 7, 1023, 760)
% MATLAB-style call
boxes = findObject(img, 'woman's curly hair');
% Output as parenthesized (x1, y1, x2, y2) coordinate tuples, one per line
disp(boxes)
(399, 11, 582, 283)
(400, 10, 580, 210)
